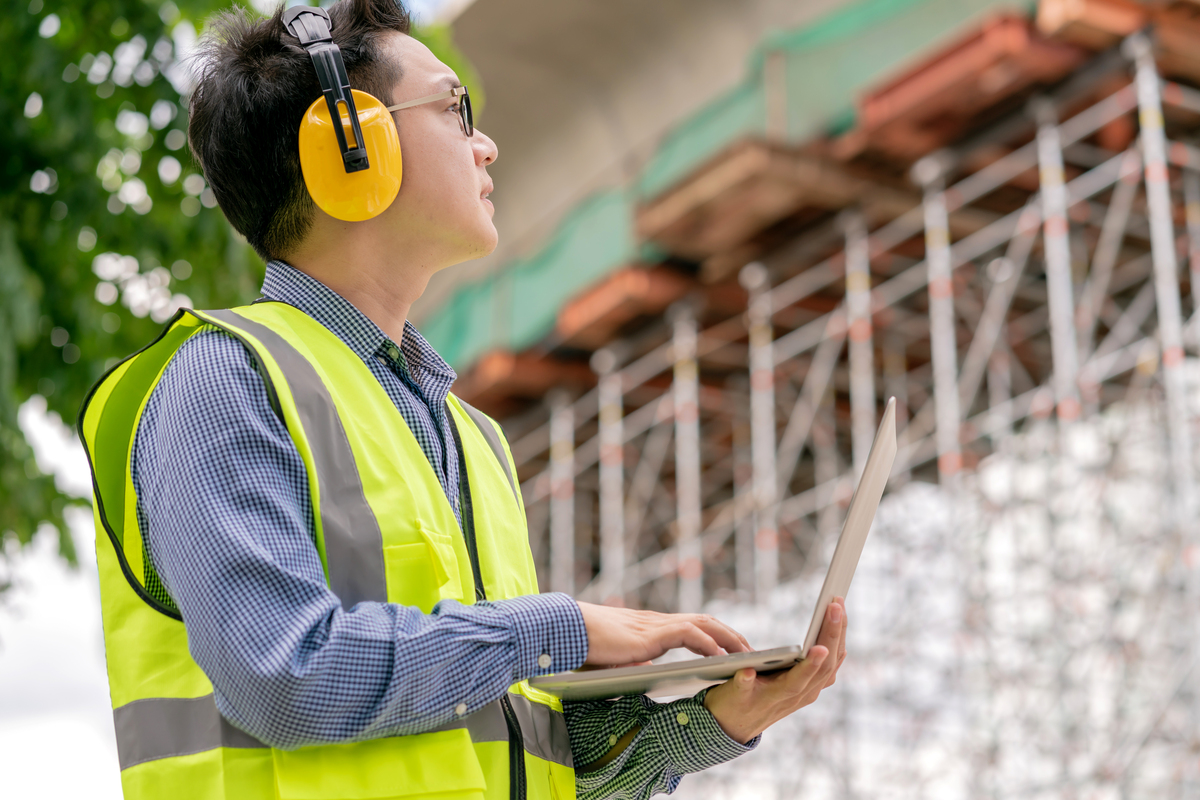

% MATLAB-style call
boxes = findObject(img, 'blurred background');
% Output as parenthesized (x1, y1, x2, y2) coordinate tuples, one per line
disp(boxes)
(4, 0, 1200, 797)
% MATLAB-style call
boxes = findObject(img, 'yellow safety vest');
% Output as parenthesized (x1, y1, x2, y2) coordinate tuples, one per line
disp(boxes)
(78, 302, 576, 800)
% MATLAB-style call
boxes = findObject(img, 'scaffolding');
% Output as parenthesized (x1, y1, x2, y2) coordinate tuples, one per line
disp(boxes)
(464, 7, 1200, 796)
(502, 34, 1196, 598)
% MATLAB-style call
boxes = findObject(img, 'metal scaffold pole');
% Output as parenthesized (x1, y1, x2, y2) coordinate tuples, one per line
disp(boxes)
(730, 376, 756, 599)
(742, 262, 779, 603)
(1034, 99, 1082, 423)
(672, 306, 703, 613)
(593, 348, 625, 606)
(917, 159, 963, 486)
(1078, 150, 1141, 367)
(1036, 95, 1080, 776)
(1129, 41, 1200, 790)
(549, 391, 575, 595)
(844, 210, 877, 479)
(987, 349, 1012, 450)
(1128, 33, 1196, 525)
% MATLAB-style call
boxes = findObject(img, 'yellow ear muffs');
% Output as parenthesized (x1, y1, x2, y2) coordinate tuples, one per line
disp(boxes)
(298, 89, 403, 222)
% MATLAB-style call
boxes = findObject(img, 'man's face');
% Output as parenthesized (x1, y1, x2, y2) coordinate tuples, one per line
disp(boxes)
(375, 32, 498, 266)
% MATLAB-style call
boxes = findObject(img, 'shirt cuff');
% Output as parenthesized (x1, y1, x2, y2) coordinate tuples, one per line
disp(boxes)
(493, 592, 588, 680)
(643, 688, 760, 775)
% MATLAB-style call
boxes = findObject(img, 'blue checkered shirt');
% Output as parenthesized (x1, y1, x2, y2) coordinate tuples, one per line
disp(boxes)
(132, 259, 755, 799)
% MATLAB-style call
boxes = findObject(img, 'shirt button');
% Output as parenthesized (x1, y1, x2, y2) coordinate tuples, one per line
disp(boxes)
(455, 703, 468, 717)
(387, 344, 401, 361)
(608, 734, 618, 747)
(676, 712, 689, 726)
(537, 654, 552, 670)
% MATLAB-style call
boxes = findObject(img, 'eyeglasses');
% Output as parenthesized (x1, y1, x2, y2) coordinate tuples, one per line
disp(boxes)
(386, 85, 473, 138)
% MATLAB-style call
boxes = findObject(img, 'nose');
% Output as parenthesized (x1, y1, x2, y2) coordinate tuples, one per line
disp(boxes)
(473, 128, 498, 167)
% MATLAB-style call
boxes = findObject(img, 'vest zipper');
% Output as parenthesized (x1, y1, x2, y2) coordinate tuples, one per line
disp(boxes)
(500, 694, 529, 800)
(447, 411, 528, 800)
(448, 412, 488, 604)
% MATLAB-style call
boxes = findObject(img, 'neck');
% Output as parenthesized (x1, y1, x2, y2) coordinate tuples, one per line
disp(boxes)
(284, 229, 438, 345)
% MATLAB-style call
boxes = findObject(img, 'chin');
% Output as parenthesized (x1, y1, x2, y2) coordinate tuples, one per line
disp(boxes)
(480, 231, 499, 257)
(472, 220, 499, 258)
(442, 227, 499, 269)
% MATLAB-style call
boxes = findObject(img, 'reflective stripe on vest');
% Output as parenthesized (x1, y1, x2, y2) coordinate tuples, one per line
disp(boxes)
(113, 693, 572, 771)
(202, 308, 388, 608)
(114, 694, 267, 770)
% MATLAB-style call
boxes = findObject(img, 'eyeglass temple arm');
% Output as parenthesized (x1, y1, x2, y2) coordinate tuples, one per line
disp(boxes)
(385, 87, 464, 113)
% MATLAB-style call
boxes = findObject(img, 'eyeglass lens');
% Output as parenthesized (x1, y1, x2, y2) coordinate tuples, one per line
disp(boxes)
(461, 88, 474, 137)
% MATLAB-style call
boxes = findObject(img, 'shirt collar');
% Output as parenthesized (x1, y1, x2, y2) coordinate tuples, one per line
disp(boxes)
(260, 260, 457, 386)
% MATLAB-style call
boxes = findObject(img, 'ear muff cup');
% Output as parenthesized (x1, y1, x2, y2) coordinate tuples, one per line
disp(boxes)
(298, 89, 402, 222)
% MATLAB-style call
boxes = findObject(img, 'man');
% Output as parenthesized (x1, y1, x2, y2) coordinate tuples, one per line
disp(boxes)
(78, 1, 848, 798)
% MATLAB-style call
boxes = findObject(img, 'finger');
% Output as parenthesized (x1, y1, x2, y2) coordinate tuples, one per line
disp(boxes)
(715, 615, 752, 653)
(730, 667, 757, 694)
(731, 625, 753, 653)
(674, 622, 724, 657)
(786, 639, 843, 705)
(691, 615, 752, 654)
(816, 602, 843, 654)
(690, 615, 749, 654)
(825, 642, 854, 690)
(800, 605, 841, 688)
(777, 645, 828, 695)
(824, 652, 846, 688)
(816, 615, 841, 684)
(823, 649, 846, 688)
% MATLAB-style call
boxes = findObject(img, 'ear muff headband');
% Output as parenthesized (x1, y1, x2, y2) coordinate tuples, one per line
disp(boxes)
(284, 6, 402, 222)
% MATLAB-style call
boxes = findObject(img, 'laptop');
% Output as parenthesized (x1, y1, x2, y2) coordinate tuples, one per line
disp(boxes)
(529, 397, 898, 701)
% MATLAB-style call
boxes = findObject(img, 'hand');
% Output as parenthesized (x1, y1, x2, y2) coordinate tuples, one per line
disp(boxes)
(702, 597, 848, 744)
(576, 602, 752, 666)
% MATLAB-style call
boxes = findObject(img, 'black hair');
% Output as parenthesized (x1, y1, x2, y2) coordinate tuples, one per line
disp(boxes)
(188, 0, 411, 261)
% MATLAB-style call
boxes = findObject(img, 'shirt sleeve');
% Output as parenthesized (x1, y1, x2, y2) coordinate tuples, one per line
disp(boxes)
(565, 689, 760, 800)
(132, 328, 588, 750)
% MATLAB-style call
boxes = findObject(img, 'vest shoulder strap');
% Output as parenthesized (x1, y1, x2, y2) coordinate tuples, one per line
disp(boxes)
(454, 397, 519, 503)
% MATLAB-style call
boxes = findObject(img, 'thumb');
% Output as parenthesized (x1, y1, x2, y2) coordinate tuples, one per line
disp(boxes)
(736, 668, 756, 691)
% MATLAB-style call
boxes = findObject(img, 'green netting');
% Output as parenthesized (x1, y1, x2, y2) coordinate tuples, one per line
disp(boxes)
(425, 0, 1036, 370)
(143, 538, 179, 616)
(421, 275, 497, 373)
(635, 83, 766, 205)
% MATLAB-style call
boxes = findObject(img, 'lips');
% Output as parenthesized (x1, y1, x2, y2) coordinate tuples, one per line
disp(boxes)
(481, 181, 493, 200)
